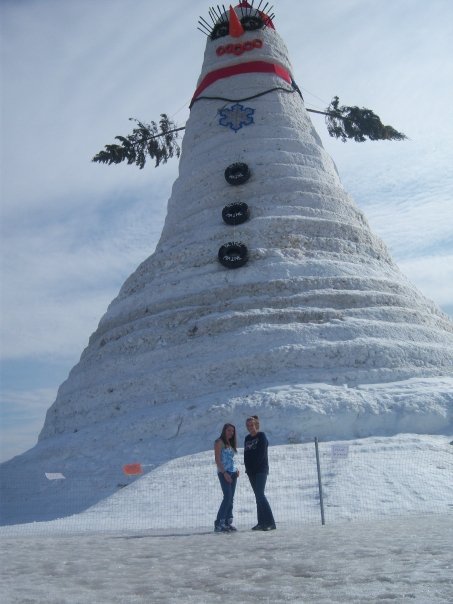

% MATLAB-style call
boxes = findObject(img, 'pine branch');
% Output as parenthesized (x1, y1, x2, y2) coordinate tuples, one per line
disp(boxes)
(92, 99, 406, 171)
(92, 114, 182, 169)
(324, 96, 407, 142)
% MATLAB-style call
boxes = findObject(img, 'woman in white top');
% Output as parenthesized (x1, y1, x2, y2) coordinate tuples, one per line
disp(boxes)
(214, 423, 239, 532)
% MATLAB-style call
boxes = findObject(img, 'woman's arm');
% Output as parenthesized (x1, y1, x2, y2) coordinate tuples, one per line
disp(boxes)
(214, 439, 232, 483)
(214, 439, 224, 472)
(255, 432, 268, 466)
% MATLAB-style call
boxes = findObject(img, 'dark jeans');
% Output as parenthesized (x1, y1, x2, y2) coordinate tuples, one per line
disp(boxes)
(216, 471, 238, 525)
(247, 472, 275, 527)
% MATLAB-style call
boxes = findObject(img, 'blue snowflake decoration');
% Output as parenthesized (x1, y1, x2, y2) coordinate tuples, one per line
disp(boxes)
(218, 103, 255, 132)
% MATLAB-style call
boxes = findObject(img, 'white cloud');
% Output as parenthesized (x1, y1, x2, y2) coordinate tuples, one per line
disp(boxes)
(398, 253, 453, 309)
(1, 186, 169, 359)
(0, 388, 56, 462)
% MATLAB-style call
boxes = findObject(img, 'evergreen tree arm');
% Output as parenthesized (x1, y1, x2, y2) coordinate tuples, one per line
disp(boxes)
(325, 96, 407, 142)
(92, 115, 182, 169)
(92, 100, 407, 171)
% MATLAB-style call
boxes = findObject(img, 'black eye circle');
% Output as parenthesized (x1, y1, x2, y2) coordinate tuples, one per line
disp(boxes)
(241, 16, 264, 31)
(211, 21, 229, 40)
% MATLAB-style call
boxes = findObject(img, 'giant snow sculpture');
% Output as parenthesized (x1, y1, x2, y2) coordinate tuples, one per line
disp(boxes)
(3, 5, 452, 510)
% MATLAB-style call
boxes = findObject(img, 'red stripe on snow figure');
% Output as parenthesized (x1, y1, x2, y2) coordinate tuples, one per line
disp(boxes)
(190, 60, 293, 105)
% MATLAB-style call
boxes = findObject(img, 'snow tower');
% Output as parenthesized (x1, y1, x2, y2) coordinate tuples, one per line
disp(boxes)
(39, 2, 453, 451)
(2, 2, 452, 523)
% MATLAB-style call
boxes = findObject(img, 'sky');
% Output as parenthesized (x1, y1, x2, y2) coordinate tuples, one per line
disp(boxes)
(1, 435, 453, 602)
(1, 0, 453, 463)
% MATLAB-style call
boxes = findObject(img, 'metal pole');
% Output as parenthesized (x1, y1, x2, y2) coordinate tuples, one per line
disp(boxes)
(314, 437, 325, 525)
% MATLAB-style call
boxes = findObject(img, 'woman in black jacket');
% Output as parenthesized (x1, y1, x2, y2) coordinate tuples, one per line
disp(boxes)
(244, 415, 276, 531)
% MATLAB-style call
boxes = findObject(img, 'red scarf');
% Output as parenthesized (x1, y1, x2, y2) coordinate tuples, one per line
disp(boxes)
(191, 60, 292, 105)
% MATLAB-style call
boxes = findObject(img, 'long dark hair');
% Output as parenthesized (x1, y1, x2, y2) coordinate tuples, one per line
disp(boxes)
(220, 423, 237, 452)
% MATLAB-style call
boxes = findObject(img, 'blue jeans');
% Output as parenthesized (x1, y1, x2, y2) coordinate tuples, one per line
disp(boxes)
(216, 471, 238, 526)
(247, 472, 275, 527)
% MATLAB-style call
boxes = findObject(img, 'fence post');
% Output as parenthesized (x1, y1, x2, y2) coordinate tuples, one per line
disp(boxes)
(314, 437, 325, 525)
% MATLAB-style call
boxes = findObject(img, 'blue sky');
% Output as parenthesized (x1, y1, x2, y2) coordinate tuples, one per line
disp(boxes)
(1, 0, 452, 462)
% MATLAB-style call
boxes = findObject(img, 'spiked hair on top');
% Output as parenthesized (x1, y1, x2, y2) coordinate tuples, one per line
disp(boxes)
(197, 2, 275, 39)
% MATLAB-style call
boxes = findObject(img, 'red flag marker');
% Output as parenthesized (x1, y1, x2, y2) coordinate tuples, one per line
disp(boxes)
(123, 463, 143, 475)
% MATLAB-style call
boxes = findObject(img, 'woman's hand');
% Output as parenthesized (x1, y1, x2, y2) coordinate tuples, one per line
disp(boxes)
(224, 472, 233, 484)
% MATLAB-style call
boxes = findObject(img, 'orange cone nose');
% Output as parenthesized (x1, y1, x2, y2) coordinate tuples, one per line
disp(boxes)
(229, 5, 245, 37)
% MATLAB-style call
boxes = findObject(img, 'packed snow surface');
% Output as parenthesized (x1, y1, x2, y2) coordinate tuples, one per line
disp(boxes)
(2, 516, 452, 604)
(1, 434, 453, 603)
(2, 380, 453, 525)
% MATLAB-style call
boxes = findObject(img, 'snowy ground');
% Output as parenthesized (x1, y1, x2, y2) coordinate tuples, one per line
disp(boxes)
(1, 515, 452, 604)
(1, 434, 453, 602)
